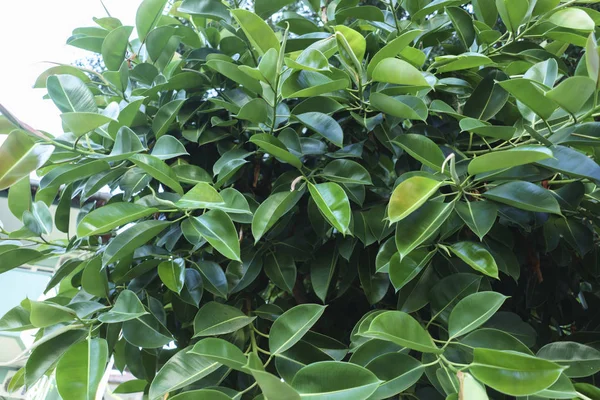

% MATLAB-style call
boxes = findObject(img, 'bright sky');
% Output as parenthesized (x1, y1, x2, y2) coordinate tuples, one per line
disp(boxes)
(0, 0, 140, 134)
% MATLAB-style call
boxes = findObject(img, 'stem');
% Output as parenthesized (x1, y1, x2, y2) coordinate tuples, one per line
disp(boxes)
(388, 0, 401, 34)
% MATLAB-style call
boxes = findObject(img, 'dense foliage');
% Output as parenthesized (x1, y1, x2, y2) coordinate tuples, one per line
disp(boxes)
(3, 0, 600, 398)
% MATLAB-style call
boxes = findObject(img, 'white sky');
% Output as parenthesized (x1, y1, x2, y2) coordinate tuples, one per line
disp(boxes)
(0, 0, 140, 134)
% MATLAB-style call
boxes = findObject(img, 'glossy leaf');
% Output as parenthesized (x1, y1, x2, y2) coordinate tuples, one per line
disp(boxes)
(56, 338, 108, 400)
(0, 130, 53, 190)
(189, 210, 241, 261)
(448, 292, 507, 338)
(77, 203, 158, 237)
(102, 220, 171, 266)
(193, 302, 255, 337)
(308, 182, 351, 235)
(483, 181, 562, 215)
(269, 304, 326, 355)
(389, 177, 443, 223)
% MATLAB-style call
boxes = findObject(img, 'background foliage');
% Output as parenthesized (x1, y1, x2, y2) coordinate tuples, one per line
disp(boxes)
(2, 0, 600, 398)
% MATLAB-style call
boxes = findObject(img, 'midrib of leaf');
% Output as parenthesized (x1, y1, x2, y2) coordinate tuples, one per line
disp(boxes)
(450, 306, 499, 339)
(197, 315, 254, 335)
(57, 81, 76, 112)
(399, 202, 453, 256)
(298, 382, 379, 397)
(364, 331, 437, 352)
(272, 313, 323, 354)
(466, 201, 480, 237)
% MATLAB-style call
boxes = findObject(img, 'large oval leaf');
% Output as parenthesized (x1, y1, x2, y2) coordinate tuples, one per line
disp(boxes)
(102, 220, 171, 266)
(193, 302, 255, 337)
(291, 361, 380, 400)
(231, 9, 280, 56)
(389, 177, 444, 223)
(537, 342, 600, 378)
(448, 291, 507, 339)
(468, 146, 553, 175)
(483, 181, 561, 215)
(56, 338, 108, 400)
(189, 210, 241, 261)
(365, 353, 424, 400)
(393, 134, 445, 171)
(308, 182, 351, 235)
(270, 304, 326, 355)
(449, 241, 499, 279)
(470, 349, 565, 396)
(189, 338, 248, 371)
(0, 130, 53, 190)
(77, 203, 158, 237)
(252, 189, 304, 242)
(296, 112, 344, 148)
(372, 58, 429, 87)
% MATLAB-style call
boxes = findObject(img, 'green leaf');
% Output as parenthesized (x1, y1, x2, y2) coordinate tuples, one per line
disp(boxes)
(149, 348, 220, 400)
(393, 134, 446, 171)
(29, 300, 76, 328)
(462, 328, 533, 355)
(449, 242, 499, 279)
(40, 160, 110, 189)
(136, 0, 168, 42)
(130, 154, 184, 195)
(362, 311, 441, 354)
(189, 210, 241, 261)
(468, 146, 553, 175)
(158, 258, 185, 294)
(456, 201, 497, 241)
(335, 25, 366, 62)
(0, 130, 53, 190)
(179, 0, 230, 21)
(537, 342, 600, 378)
(389, 249, 436, 291)
(296, 112, 344, 148)
(311, 249, 338, 303)
(250, 134, 303, 169)
(270, 304, 326, 355)
(152, 99, 185, 139)
(55, 184, 72, 233)
(102, 220, 171, 266)
(367, 30, 422, 77)
(483, 181, 562, 215)
(247, 355, 301, 400)
(175, 182, 225, 210)
(389, 177, 443, 223)
(464, 73, 509, 121)
(8, 176, 31, 220)
(447, 7, 476, 49)
(395, 201, 455, 259)
(170, 390, 232, 400)
(82, 257, 109, 298)
(470, 349, 565, 396)
(25, 330, 87, 388)
(231, 9, 280, 56)
(546, 76, 596, 114)
(496, 0, 529, 32)
(366, 353, 424, 400)
(102, 26, 132, 71)
(308, 182, 352, 235)
(264, 251, 297, 293)
(152, 135, 189, 160)
(448, 292, 507, 338)
(189, 338, 248, 371)
(252, 189, 304, 242)
(194, 261, 228, 299)
(322, 160, 372, 185)
(77, 203, 158, 237)
(113, 380, 148, 394)
(372, 58, 429, 87)
(549, 8, 595, 31)
(497, 78, 558, 120)
(291, 361, 380, 400)
(122, 313, 173, 348)
(47, 74, 97, 113)
(434, 52, 493, 73)
(0, 305, 32, 332)
(98, 290, 148, 323)
(56, 338, 108, 400)
(206, 60, 263, 95)
(60, 112, 114, 137)
(193, 302, 255, 337)
(370, 93, 428, 121)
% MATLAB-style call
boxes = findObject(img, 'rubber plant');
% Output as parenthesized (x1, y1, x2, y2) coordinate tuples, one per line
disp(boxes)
(2, 0, 600, 398)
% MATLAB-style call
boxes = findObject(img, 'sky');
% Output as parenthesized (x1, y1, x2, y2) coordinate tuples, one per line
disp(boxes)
(0, 0, 140, 134)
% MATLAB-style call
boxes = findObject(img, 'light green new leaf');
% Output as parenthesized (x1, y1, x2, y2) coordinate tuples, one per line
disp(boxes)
(308, 182, 351, 235)
(0, 130, 53, 190)
(497, 78, 558, 120)
(545, 76, 596, 114)
(449, 292, 507, 339)
(549, 8, 595, 31)
(367, 30, 422, 77)
(61, 112, 114, 137)
(175, 182, 225, 210)
(98, 290, 147, 323)
(102, 220, 171, 266)
(362, 311, 441, 353)
(56, 338, 108, 400)
(179, 0, 230, 21)
(193, 302, 255, 337)
(470, 349, 565, 396)
(496, 0, 529, 32)
(231, 9, 280, 56)
(102, 26, 132, 71)
(372, 58, 429, 87)
(77, 203, 158, 237)
(47, 74, 97, 113)
(270, 304, 326, 355)
(136, 0, 168, 42)
(388, 177, 443, 223)
(189, 210, 240, 261)
(483, 181, 562, 215)
(449, 242, 499, 279)
(468, 146, 553, 175)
